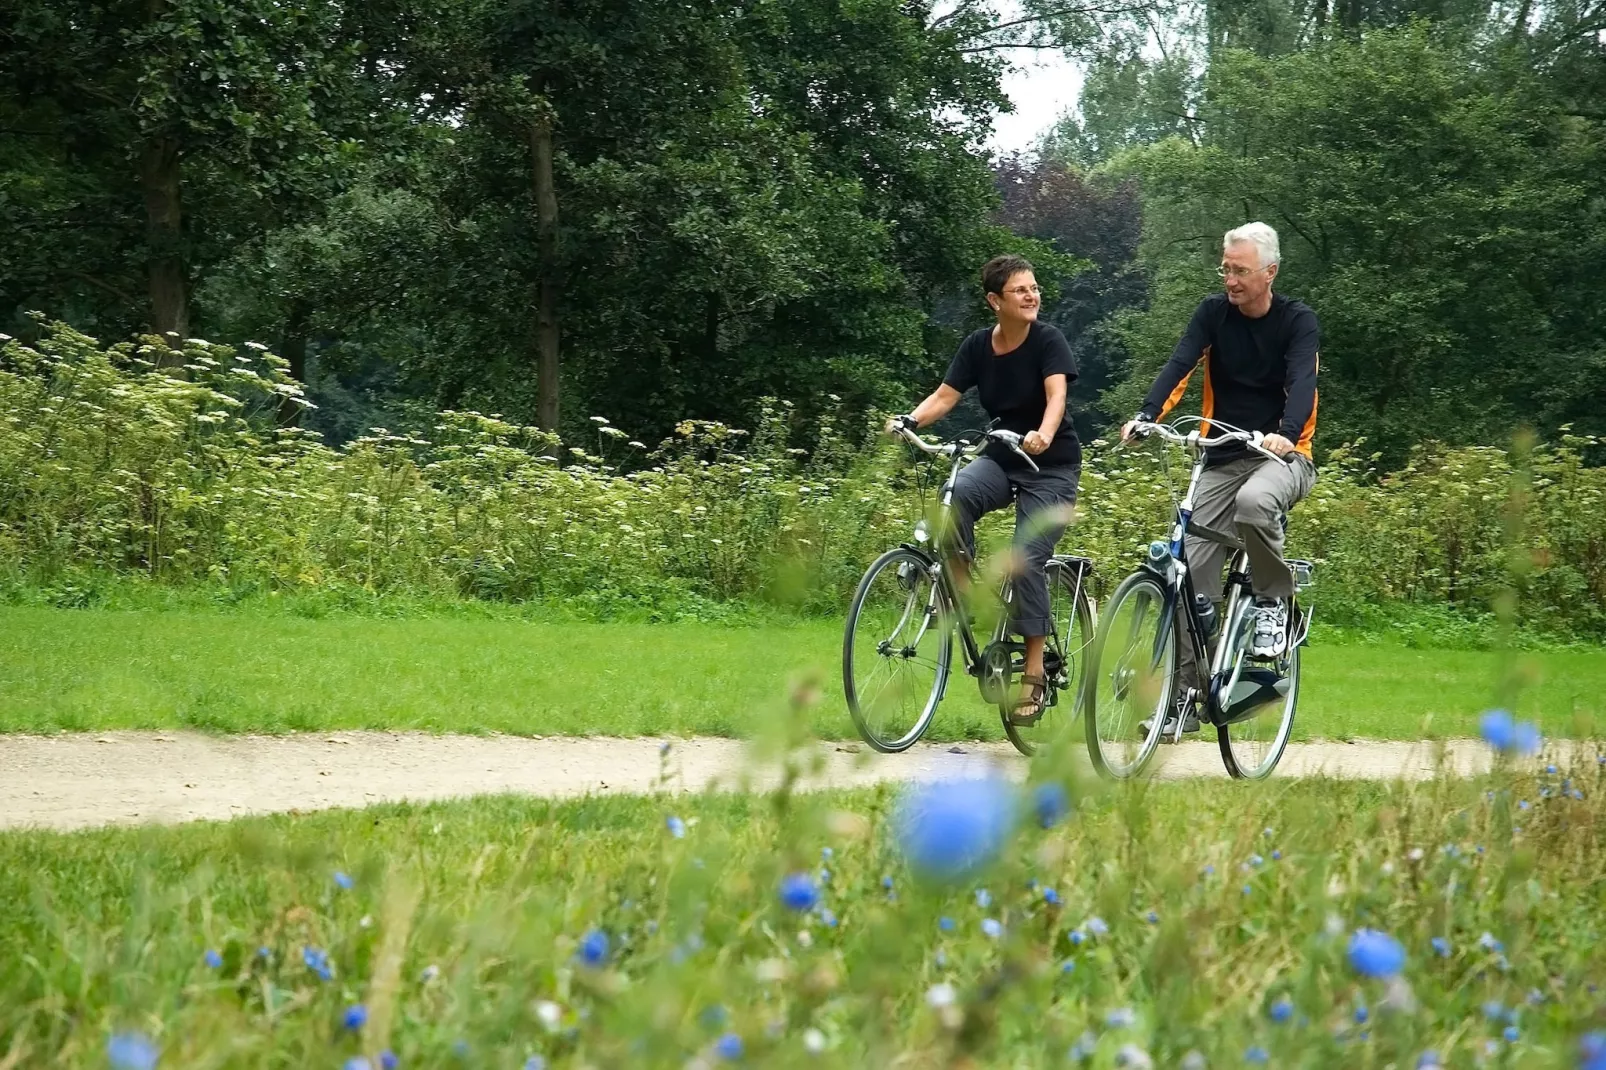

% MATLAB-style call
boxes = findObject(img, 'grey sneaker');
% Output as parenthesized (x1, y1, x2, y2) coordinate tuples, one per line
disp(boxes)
(1249, 597, 1289, 658)
(1141, 692, 1201, 742)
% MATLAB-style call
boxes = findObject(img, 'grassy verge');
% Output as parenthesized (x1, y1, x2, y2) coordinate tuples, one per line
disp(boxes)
(2, 760, 1603, 1067)
(2, 606, 1603, 740)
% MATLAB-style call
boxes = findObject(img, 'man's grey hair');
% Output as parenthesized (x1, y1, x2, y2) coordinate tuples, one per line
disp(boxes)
(1223, 222, 1280, 268)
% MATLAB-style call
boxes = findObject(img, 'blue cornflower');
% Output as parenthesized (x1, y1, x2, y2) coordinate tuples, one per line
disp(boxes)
(256, 946, 271, 960)
(976, 888, 992, 908)
(939, 916, 955, 932)
(881, 875, 894, 890)
(1246, 1045, 1269, 1064)
(981, 918, 1003, 939)
(1480, 709, 1517, 749)
(1580, 1033, 1606, 1070)
(1354, 1004, 1370, 1024)
(818, 908, 839, 928)
(577, 929, 609, 967)
(334, 871, 354, 890)
(1069, 929, 1086, 946)
(1272, 850, 1282, 861)
(817, 867, 831, 884)
(1510, 722, 1541, 755)
(1478, 931, 1504, 953)
(780, 873, 819, 912)
(1431, 937, 1451, 958)
(343, 1004, 368, 1031)
(344, 1059, 373, 1070)
(1482, 1001, 1506, 1021)
(1416, 1051, 1443, 1069)
(1044, 888, 1062, 906)
(381, 1052, 400, 1070)
(1268, 997, 1294, 1023)
(203, 949, 222, 969)
(1249, 854, 1264, 867)
(1069, 1032, 1098, 1061)
(1202, 864, 1215, 876)
(1033, 782, 1070, 828)
(1519, 800, 1530, 811)
(892, 774, 1018, 883)
(820, 847, 833, 861)
(1105, 1007, 1136, 1028)
(666, 815, 686, 838)
(524, 1057, 546, 1070)
(1061, 959, 1076, 973)
(302, 945, 333, 981)
(107, 1033, 159, 1070)
(1503, 1026, 1519, 1043)
(1526, 989, 1545, 1005)
(1347, 929, 1406, 977)
(701, 1005, 729, 1028)
(1146, 911, 1159, 924)
(714, 1033, 743, 1060)
(1546, 763, 1558, 774)
(1087, 917, 1109, 936)
(1243, 885, 1253, 896)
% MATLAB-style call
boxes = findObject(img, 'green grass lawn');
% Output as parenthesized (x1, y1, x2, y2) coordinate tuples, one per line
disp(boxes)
(1, 605, 1602, 740)
(2, 766, 1602, 1067)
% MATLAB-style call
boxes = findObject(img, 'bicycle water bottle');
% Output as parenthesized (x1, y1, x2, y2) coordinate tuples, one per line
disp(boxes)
(1192, 593, 1219, 640)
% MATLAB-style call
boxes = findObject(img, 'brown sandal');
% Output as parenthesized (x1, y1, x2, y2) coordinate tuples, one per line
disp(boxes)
(1008, 673, 1048, 726)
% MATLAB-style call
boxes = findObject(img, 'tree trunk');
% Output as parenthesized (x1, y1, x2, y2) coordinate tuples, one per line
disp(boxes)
(139, 134, 188, 364)
(279, 298, 313, 427)
(530, 116, 560, 433)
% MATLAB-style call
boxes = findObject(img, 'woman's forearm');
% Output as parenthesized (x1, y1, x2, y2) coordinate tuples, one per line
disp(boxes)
(910, 385, 961, 427)
(1038, 378, 1066, 441)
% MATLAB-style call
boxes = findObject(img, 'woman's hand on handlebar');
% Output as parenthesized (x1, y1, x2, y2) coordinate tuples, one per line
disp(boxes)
(1120, 417, 1152, 444)
(884, 413, 917, 437)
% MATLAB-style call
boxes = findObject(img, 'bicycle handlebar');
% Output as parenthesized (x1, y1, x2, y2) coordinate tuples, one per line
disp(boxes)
(1126, 419, 1289, 466)
(892, 423, 1040, 472)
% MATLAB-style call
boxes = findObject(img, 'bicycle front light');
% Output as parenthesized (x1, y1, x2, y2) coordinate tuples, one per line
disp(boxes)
(913, 518, 930, 544)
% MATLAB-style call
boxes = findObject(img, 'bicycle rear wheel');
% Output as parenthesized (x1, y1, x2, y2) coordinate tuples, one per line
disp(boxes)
(1082, 570, 1174, 779)
(1215, 601, 1301, 779)
(843, 548, 952, 752)
(1003, 560, 1093, 756)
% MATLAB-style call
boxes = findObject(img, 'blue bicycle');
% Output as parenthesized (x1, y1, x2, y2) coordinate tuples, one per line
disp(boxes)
(1080, 416, 1314, 780)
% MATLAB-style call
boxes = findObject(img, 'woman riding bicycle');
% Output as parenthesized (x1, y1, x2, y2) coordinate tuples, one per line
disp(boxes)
(885, 254, 1081, 725)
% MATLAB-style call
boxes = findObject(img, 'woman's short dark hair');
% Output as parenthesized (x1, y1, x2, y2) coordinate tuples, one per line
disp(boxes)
(982, 254, 1034, 295)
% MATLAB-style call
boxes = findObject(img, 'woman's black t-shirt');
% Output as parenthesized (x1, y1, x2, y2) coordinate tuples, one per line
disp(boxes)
(942, 321, 1080, 469)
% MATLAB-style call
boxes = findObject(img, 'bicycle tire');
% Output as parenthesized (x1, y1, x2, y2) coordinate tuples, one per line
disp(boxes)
(1081, 570, 1175, 780)
(842, 547, 952, 752)
(1003, 560, 1094, 756)
(1216, 618, 1301, 780)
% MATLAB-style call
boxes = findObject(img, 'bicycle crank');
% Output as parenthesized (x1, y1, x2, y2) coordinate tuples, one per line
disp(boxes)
(977, 640, 1023, 705)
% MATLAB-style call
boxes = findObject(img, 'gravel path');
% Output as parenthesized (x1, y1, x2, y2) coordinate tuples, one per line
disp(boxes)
(0, 732, 1589, 832)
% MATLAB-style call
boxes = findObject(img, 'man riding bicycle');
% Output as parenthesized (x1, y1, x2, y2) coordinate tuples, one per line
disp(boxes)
(1122, 222, 1318, 738)
(886, 254, 1080, 726)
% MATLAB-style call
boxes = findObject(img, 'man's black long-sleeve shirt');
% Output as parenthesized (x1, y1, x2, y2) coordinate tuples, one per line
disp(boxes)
(1138, 292, 1320, 465)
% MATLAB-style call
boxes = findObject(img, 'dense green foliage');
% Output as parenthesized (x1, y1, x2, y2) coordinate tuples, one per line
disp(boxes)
(3, 757, 1605, 1065)
(4, 323, 1603, 638)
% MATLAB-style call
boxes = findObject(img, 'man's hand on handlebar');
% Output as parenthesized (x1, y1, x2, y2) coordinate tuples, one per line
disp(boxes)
(1023, 429, 1049, 455)
(1261, 433, 1295, 458)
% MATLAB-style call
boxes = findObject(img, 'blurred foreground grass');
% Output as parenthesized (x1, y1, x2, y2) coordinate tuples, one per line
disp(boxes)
(2, 745, 1604, 1068)
(2, 606, 1604, 741)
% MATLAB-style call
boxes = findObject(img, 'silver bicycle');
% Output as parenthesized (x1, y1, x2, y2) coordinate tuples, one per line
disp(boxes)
(1080, 416, 1314, 780)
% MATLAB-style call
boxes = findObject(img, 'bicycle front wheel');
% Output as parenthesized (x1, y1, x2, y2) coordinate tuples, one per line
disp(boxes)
(843, 548, 952, 752)
(1216, 607, 1301, 779)
(1082, 570, 1175, 779)
(1003, 560, 1094, 757)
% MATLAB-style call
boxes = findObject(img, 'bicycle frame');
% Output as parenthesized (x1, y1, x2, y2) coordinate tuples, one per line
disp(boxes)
(1131, 417, 1300, 725)
(891, 425, 1091, 694)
